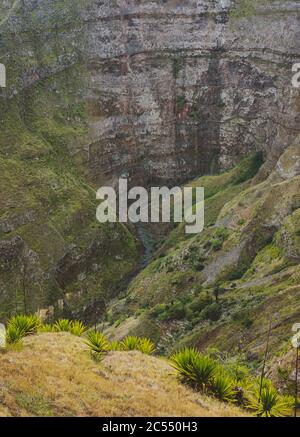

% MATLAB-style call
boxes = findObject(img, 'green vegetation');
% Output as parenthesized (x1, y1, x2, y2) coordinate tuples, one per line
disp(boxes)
(85, 330, 110, 361)
(248, 384, 294, 417)
(53, 319, 72, 333)
(170, 348, 293, 415)
(6, 314, 41, 344)
(120, 336, 156, 355)
(6, 324, 24, 345)
(5, 315, 88, 344)
(211, 374, 237, 402)
(69, 321, 87, 337)
(171, 349, 217, 392)
(230, 0, 271, 19)
(173, 58, 183, 79)
(0, 0, 140, 321)
(176, 95, 187, 112)
(1, 314, 296, 416)
(38, 324, 56, 333)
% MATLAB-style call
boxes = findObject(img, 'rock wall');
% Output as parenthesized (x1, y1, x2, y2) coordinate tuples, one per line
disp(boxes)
(84, 0, 300, 185)
(1, 0, 300, 187)
(0, 0, 300, 319)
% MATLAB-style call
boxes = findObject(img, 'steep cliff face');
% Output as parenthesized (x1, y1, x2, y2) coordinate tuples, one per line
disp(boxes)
(108, 140, 300, 364)
(2, 1, 300, 186)
(0, 0, 299, 320)
(0, 0, 141, 321)
(84, 0, 300, 184)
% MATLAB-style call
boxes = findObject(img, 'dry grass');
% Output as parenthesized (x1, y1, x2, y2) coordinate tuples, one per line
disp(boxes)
(0, 333, 248, 417)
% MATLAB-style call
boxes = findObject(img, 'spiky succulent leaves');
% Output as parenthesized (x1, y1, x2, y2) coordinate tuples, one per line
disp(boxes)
(211, 374, 237, 403)
(170, 348, 217, 391)
(249, 385, 293, 417)
(85, 330, 109, 359)
(170, 348, 201, 381)
(38, 324, 55, 333)
(120, 336, 141, 351)
(186, 355, 217, 391)
(6, 325, 23, 344)
(7, 315, 41, 338)
(69, 321, 87, 337)
(138, 338, 156, 355)
(109, 341, 121, 351)
(53, 319, 72, 332)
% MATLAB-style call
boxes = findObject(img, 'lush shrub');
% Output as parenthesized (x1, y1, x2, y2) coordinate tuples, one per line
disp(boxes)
(232, 151, 264, 184)
(120, 336, 156, 355)
(6, 315, 41, 344)
(215, 227, 230, 240)
(170, 348, 201, 381)
(232, 310, 253, 328)
(69, 321, 87, 337)
(120, 336, 141, 351)
(85, 330, 109, 361)
(201, 303, 222, 321)
(150, 303, 167, 318)
(211, 373, 237, 402)
(138, 338, 156, 355)
(163, 301, 186, 321)
(210, 238, 223, 251)
(188, 293, 213, 314)
(248, 384, 293, 417)
(39, 320, 86, 336)
(223, 361, 250, 383)
(38, 324, 55, 333)
(150, 301, 186, 321)
(109, 341, 121, 351)
(6, 325, 24, 345)
(186, 355, 217, 391)
(53, 319, 72, 332)
(170, 348, 217, 391)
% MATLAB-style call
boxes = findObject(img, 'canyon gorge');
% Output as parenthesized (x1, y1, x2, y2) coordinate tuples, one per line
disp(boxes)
(0, 0, 300, 369)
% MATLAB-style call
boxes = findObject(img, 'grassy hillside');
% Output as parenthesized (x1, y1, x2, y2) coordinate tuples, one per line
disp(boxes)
(0, 0, 140, 321)
(105, 142, 300, 377)
(0, 333, 246, 417)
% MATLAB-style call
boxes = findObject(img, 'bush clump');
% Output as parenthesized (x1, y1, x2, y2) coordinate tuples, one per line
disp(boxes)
(6, 315, 41, 344)
(170, 348, 293, 416)
(53, 319, 72, 332)
(85, 330, 110, 361)
(120, 336, 156, 355)
(248, 383, 293, 417)
(201, 303, 222, 321)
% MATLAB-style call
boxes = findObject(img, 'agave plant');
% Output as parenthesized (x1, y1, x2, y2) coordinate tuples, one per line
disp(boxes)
(53, 319, 72, 332)
(120, 336, 141, 351)
(170, 348, 201, 381)
(7, 314, 41, 338)
(85, 330, 109, 360)
(38, 323, 55, 333)
(6, 325, 24, 345)
(138, 338, 156, 355)
(249, 384, 293, 417)
(109, 341, 121, 351)
(211, 373, 237, 403)
(69, 321, 87, 337)
(187, 355, 217, 391)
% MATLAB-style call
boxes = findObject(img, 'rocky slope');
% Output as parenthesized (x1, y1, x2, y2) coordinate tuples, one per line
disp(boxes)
(0, 0, 299, 325)
(0, 1, 141, 322)
(84, 0, 300, 185)
(107, 142, 300, 377)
